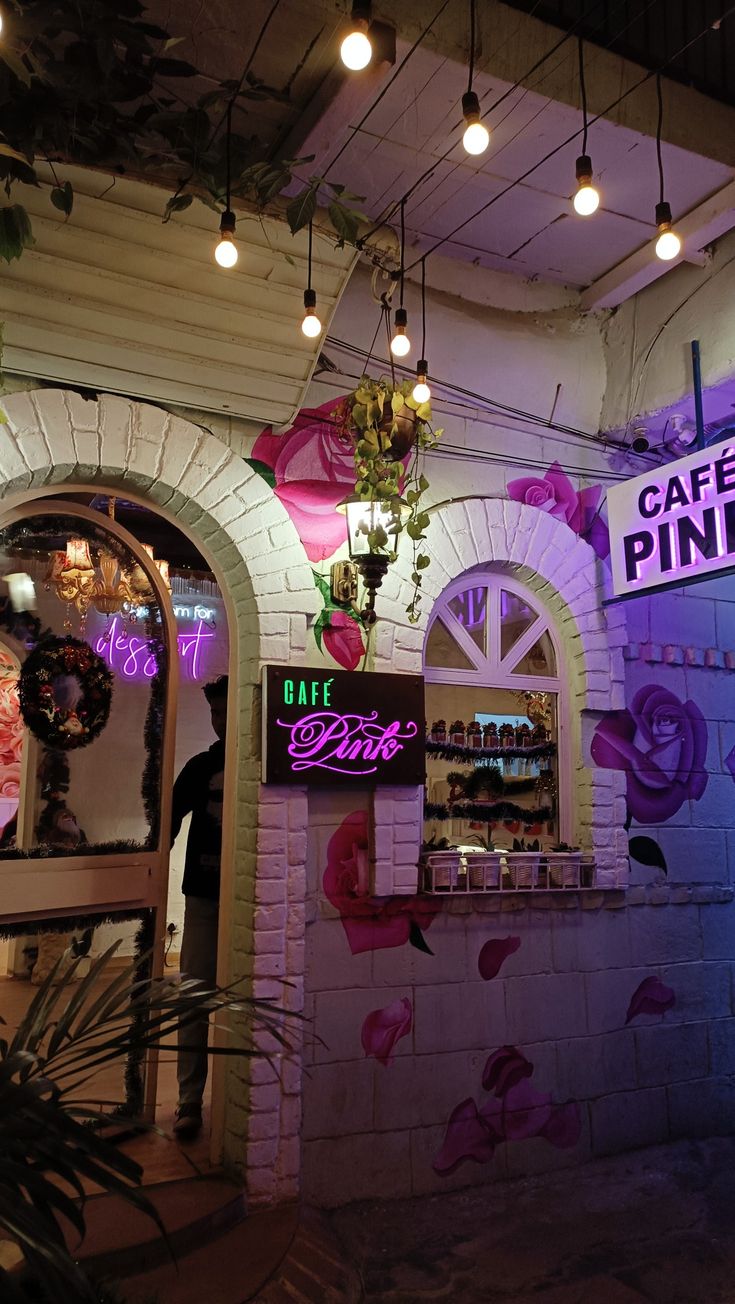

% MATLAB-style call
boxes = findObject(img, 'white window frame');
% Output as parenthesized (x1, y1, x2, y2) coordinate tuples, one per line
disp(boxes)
(423, 572, 572, 844)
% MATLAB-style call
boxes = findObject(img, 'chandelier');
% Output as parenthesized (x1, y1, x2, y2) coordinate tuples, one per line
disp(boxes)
(45, 534, 171, 625)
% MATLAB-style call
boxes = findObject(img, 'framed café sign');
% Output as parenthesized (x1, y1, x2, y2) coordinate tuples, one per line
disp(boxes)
(262, 665, 425, 785)
(607, 442, 735, 599)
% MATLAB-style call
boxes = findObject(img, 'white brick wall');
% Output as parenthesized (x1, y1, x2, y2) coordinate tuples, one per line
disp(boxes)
(0, 387, 316, 1206)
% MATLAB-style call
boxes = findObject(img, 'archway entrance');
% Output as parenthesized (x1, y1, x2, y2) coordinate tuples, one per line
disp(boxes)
(0, 493, 230, 1174)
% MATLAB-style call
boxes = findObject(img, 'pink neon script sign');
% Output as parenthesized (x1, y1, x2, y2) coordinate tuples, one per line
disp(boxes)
(94, 616, 215, 681)
(276, 710, 418, 776)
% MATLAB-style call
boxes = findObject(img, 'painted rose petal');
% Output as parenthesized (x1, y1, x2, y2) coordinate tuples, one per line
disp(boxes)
(625, 976, 676, 1025)
(361, 997, 412, 1066)
(500, 1079, 553, 1141)
(726, 744, 735, 782)
(323, 610, 365, 671)
(478, 935, 521, 980)
(540, 1101, 583, 1149)
(433, 1099, 496, 1175)
(482, 1046, 533, 1096)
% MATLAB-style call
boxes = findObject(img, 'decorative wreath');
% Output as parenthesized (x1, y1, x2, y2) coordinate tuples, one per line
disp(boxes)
(19, 636, 113, 750)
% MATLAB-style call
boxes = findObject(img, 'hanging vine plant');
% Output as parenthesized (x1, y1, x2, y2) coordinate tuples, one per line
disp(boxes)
(346, 375, 442, 623)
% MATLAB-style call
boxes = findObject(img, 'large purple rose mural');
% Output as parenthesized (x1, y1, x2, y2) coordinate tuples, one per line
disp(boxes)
(507, 461, 610, 560)
(249, 396, 354, 563)
(591, 684, 708, 824)
(323, 810, 441, 955)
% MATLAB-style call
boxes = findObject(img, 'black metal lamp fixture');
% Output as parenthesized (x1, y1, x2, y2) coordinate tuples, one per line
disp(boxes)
(654, 73, 681, 261)
(338, 496, 395, 624)
(340, 2, 372, 70)
(573, 38, 599, 216)
(462, 0, 489, 155)
(214, 102, 237, 268)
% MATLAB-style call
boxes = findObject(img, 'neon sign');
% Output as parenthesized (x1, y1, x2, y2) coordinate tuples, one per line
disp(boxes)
(262, 666, 425, 786)
(94, 616, 215, 681)
(607, 445, 735, 598)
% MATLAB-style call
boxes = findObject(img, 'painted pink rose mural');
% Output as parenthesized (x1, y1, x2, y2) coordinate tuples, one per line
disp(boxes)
(507, 461, 610, 560)
(249, 397, 354, 562)
(248, 399, 369, 671)
(591, 684, 708, 875)
(323, 810, 441, 955)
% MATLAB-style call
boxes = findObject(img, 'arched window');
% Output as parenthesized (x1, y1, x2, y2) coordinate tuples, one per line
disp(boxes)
(424, 572, 568, 849)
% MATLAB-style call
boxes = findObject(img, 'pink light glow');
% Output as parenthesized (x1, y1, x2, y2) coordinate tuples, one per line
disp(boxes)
(276, 710, 418, 775)
(94, 616, 216, 681)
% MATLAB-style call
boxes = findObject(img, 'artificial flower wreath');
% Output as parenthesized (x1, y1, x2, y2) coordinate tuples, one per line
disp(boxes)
(19, 636, 113, 749)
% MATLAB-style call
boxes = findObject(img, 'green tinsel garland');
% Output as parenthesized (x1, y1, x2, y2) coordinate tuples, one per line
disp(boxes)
(424, 799, 555, 823)
(426, 739, 557, 763)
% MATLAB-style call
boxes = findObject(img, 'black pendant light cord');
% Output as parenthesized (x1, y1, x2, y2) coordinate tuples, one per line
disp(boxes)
(656, 72, 665, 206)
(399, 198, 406, 308)
(420, 257, 427, 359)
(225, 100, 233, 211)
(468, 0, 476, 93)
(307, 219, 313, 291)
(578, 37, 588, 156)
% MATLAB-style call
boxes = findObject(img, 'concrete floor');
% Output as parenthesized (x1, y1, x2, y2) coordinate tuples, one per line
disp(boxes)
(330, 1137, 735, 1303)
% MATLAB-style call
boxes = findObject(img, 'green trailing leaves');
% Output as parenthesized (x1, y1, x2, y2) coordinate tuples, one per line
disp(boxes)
(0, 204, 34, 263)
(162, 191, 193, 222)
(286, 183, 318, 234)
(50, 181, 74, 217)
(244, 457, 277, 489)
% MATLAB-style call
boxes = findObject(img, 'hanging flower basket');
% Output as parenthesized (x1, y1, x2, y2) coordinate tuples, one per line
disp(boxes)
(19, 636, 113, 750)
(347, 376, 442, 622)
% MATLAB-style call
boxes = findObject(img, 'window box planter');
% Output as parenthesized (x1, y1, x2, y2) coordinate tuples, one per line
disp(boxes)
(466, 851, 502, 890)
(504, 851, 540, 889)
(545, 851, 582, 888)
(422, 851, 461, 891)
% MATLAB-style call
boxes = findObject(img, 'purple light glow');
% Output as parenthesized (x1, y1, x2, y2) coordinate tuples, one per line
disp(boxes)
(276, 710, 418, 775)
(95, 615, 215, 681)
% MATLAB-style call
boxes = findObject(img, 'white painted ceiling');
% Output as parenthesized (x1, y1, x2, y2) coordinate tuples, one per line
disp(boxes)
(327, 43, 733, 289)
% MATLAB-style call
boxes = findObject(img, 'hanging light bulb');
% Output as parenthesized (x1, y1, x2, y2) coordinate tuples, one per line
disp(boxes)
(653, 75, 681, 263)
(655, 201, 681, 260)
(412, 259, 431, 402)
(573, 155, 599, 215)
(572, 43, 599, 217)
(460, 1, 489, 156)
(340, 3, 372, 70)
(413, 360, 431, 404)
(300, 221, 322, 337)
(390, 307, 410, 357)
(301, 288, 322, 338)
(462, 91, 489, 155)
(214, 102, 237, 267)
(214, 210, 238, 267)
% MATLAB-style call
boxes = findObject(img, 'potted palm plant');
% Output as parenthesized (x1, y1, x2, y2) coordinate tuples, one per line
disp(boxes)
(0, 941, 299, 1303)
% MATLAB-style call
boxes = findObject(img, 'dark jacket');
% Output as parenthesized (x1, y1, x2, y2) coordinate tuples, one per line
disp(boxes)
(171, 740, 225, 902)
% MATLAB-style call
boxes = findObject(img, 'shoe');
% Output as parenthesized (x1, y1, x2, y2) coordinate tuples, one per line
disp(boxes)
(173, 1103, 202, 1139)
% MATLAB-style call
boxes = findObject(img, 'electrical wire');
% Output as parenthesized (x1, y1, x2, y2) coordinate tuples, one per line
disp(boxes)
(468, 0, 476, 94)
(420, 256, 427, 359)
(358, 0, 635, 251)
(403, 4, 735, 273)
(656, 71, 665, 206)
(578, 36, 588, 156)
(324, 0, 455, 178)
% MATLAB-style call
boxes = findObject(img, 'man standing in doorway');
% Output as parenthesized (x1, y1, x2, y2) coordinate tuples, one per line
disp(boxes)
(171, 675, 227, 1139)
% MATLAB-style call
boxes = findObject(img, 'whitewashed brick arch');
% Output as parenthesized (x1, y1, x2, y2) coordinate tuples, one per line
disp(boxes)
(0, 387, 317, 1204)
(372, 496, 629, 889)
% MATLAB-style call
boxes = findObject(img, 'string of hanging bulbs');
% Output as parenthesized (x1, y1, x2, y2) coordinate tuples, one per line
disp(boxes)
(208, 0, 731, 345)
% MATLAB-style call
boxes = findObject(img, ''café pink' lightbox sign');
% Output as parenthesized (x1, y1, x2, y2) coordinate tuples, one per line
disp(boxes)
(607, 443, 735, 598)
(262, 665, 425, 785)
